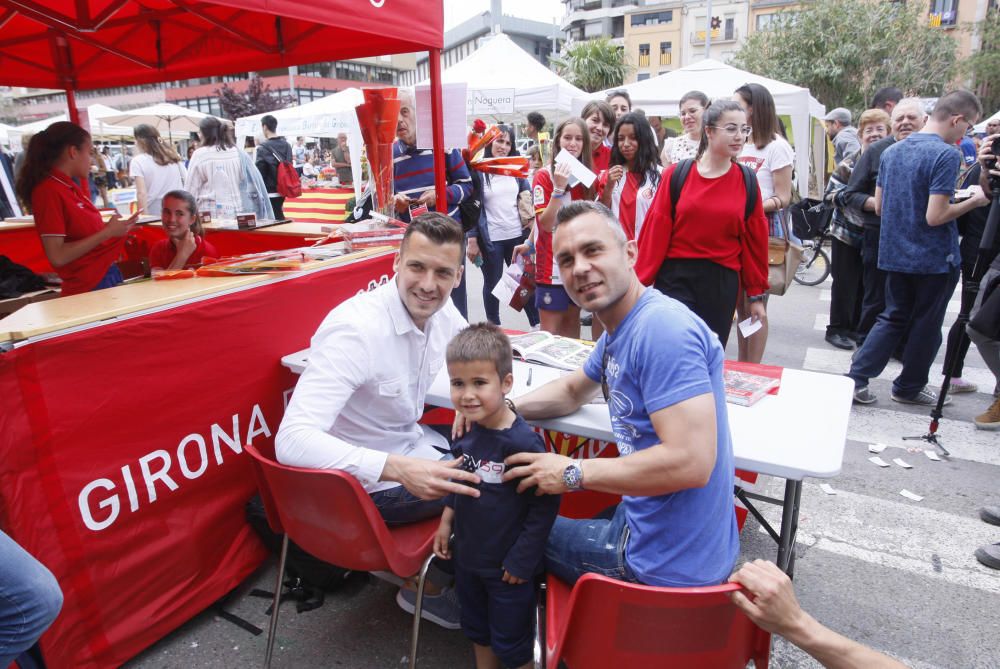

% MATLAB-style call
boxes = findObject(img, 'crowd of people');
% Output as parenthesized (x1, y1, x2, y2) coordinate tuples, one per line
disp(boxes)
(4, 80, 1000, 668)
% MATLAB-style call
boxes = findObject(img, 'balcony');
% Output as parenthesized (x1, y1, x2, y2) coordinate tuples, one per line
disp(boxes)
(690, 28, 739, 45)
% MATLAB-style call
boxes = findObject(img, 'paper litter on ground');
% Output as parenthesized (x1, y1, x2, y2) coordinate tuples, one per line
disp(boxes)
(868, 456, 890, 468)
(899, 489, 924, 502)
(925, 450, 941, 461)
(868, 443, 887, 453)
(819, 483, 837, 495)
(892, 457, 913, 469)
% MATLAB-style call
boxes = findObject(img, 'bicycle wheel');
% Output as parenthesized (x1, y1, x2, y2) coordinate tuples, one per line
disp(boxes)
(794, 245, 830, 286)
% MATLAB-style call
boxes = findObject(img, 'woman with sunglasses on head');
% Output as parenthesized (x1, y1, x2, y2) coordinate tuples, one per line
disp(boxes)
(16, 122, 141, 296)
(516, 117, 593, 338)
(635, 100, 769, 348)
(732, 83, 795, 363)
(148, 190, 219, 270)
(661, 90, 709, 167)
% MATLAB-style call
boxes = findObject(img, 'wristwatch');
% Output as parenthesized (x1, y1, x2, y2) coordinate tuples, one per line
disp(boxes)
(563, 462, 584, 491)
(748, 294, 766, 303)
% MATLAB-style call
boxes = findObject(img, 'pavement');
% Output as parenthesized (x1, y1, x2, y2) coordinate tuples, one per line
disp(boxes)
(126, 261, 1000, 669)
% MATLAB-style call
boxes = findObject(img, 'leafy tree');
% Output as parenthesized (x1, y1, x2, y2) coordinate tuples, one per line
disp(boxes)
(732, 0, 958, 114)
(216, 75, 295, 120)
(966, 8, 1000, 116)
(551, 38, 631, 93)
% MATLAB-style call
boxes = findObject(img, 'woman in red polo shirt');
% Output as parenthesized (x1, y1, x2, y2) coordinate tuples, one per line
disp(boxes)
(635, 100, 770, 347)
(581, 100, 613, 174)
(15, 122, 139, 296)
(149, 190, 219, 270)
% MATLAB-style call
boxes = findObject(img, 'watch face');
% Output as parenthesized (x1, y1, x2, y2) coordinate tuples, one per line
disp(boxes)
(564, 464, 582, 489)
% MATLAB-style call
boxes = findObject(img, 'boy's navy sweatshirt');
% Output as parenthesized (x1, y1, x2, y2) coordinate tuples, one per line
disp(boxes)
(447, 416, 561, 580)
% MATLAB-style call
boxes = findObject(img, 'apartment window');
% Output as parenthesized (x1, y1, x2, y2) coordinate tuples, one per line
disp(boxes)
(638, 43, 650, 68)
(756, 13, 776, 31)
(929, 0, 958, 26)
(637, 73, 650, 81)
(725, 17, 735, 40)
(659, 41, 671, 66)
(584, 21, 603, 38)
(630, 10, 673, 26)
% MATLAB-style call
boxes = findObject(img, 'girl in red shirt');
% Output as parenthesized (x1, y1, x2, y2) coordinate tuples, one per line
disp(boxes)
(581, 100, 613, 174)
(521, 117, 593, 338)
(149, 190, 219, 269)
(635, 100, 770, 347)
(16, 122, 140, 296)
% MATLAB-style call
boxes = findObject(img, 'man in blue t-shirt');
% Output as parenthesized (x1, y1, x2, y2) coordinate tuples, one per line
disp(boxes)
(503, 200, 739, 587)
(848, 90, 991, 406)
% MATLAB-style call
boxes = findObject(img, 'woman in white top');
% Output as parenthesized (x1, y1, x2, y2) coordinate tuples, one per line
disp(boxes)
(186, 116, 243, 214)
(130, 124, 187, 216)
(733, 82, 796, 364)
(661, 90, 709, 166)
(470, 125, 539, 328)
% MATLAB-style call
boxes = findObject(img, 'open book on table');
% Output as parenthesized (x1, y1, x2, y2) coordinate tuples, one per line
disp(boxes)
(723, 361, 783, 407)
(509, 331, 595, 371)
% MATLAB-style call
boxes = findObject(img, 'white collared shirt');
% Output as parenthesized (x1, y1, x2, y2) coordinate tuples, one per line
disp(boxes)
(276, 279, 467, 492)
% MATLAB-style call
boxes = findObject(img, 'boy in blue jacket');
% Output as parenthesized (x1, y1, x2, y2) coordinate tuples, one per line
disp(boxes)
(435, 323, 560, 669)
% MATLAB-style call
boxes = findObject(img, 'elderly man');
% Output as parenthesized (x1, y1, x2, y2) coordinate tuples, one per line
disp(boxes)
(849, 90, 990, 406)
(276, 213, 478, 628)
(825, 108, 862, 165)
(503, 201, 738, 587)
(392, 89, 473, 318)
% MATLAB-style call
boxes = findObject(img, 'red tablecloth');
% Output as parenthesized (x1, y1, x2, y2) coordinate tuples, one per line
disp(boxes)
(0, 252, 395, 668)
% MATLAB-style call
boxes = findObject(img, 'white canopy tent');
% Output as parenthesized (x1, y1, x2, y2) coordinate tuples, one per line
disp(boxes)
(12, 106, 154, 142)
(234, 87, 365, 197)
(101, 102, 211, 138)
(417, 33, 586, 120)
(583, 59, 827, 195)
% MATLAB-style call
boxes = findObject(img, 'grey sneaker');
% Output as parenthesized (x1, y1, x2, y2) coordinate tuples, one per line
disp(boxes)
(891, 387, 951, 406)
(853, 386, 877, 404)
(949, 377, 978, 394)
(396, 585, 461, 630)
(974, 542, 1000, 570)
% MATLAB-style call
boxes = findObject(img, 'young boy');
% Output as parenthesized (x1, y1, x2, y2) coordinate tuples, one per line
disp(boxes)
(436, 323, 561, 669)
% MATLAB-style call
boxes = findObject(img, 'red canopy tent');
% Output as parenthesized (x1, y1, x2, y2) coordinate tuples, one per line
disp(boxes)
(0, 2, 449, 666)
(0, 0, 450, 203)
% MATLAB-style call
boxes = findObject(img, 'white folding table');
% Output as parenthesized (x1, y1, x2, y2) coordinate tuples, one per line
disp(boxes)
(281, 351, 853, 574)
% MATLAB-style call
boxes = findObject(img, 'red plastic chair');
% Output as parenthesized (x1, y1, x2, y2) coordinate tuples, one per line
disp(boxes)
(244, 443, 439, 669)
(537, 573, 770, 669)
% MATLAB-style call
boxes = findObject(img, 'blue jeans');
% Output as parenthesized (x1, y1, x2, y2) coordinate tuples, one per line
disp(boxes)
(92, 264, 123, 292)
(544, 504, 639, 586)
(0, 530, 63, 666)
(371, 483, 447, 526)
(481, 233, 539, 327)
(848, 268, 959, 397)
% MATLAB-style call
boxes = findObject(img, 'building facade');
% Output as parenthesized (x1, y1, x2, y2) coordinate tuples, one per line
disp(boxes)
(405, 10, 559, 86)
(623, 3, 684, 82)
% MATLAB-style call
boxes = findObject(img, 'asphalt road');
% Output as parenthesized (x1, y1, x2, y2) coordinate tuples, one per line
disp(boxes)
(127, 261, 1000, 669)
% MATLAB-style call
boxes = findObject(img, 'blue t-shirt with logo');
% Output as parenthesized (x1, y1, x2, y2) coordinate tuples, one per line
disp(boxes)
(876, 132, 962, 274)
(582, 288, 738, 587)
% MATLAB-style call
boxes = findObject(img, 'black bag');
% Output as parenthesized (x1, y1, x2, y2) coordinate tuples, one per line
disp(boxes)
(457, 167, 483, 234)
(0, 255, 47, 299)
(789, 198, 831, 242)
(245, 494, 358, 612)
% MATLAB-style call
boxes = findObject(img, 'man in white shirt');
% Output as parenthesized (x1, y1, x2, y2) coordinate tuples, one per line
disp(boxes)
(277, 212, 480, 515)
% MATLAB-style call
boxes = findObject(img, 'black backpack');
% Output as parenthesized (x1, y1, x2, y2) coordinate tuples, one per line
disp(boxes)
(669, 158, 759, 224)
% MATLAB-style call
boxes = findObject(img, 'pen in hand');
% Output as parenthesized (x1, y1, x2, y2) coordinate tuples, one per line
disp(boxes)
(526, 368, 533, 387)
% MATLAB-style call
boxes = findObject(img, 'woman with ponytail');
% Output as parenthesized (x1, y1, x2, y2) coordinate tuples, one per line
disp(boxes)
(148, 190, 218, 270)
(130, 123, 187, 216)
(634, 100, 770, 347)
(16, 122, 140, 296)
